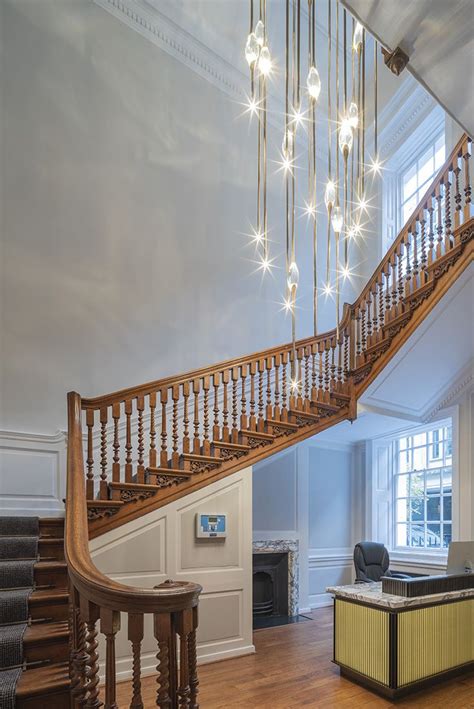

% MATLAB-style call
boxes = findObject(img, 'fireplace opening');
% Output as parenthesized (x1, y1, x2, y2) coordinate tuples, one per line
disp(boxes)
(252, 552, 289, 626)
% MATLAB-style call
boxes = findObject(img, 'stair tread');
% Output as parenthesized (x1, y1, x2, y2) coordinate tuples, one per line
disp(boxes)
(109, 481, 168, 491)
(240, 429, 275, 440)
(266, 418, 299, 429)
(181, 453, 221, 463)
(29, 588, 69, 605)
(289, 408, 321, 420)
(87, 499, 124, 508)
(15, 661, 70, 697)
(213, 440, 251, 451)
(146, 467, 191, 477)
(24, 621, 69, 645)
(311, 400, 340, 412)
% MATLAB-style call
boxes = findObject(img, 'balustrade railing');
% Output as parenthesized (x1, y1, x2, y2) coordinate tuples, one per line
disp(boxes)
(65, 133, 472, 706)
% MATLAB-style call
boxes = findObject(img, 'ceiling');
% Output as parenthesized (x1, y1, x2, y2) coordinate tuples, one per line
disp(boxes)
(341, 0, 474, 136)
(314, 263, 474, 444)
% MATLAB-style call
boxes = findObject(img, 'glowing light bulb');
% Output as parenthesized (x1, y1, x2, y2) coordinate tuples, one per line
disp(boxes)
(287, 261, 299, 291)
(260, 256, 271, 273)
(258, 46, 272, 76)
(252, 229, 263, 244)
(353, 22, 363, 51)
(290, 378, 300, 393)
(357, 196, 368, 213)
(304, 202, 316, 217)
(371, 157, 382, 175)
(246, 97, 258, 116)
(331, 205, 343, 233)
(324, 180, 336, 211)
(347, 225, 356, 240)
(307, 66, 321, 101)
(348, 101, 359, 129)
(323, 283, 333, 296)
(245, 33, 259, 66)
(255, 20, 265, 47)
(341, 266, 351, 279)
(282, 296, 293, 313)
(292, 106, 304, 127)
(339, 118, 353, 157)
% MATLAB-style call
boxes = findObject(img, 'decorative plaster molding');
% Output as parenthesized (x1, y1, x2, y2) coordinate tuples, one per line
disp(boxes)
(424, 363, 473, 422)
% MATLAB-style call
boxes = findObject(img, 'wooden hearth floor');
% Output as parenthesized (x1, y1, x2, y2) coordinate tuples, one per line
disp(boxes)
(113, 607, 473, 707)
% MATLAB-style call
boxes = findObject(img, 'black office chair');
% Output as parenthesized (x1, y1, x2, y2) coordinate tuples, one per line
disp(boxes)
(353, 542, 411, 583)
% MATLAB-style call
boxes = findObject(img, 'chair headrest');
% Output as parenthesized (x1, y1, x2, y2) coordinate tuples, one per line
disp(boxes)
(355, 541, 387, 566)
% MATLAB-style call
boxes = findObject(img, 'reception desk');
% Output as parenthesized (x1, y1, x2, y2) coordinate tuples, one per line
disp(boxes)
(327, 582, 474, 699)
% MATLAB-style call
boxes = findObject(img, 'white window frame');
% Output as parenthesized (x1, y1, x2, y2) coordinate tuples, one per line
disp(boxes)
(382, 106, 445, 254)
(366, 407, 459, 567)
(399, 132, 446, 228)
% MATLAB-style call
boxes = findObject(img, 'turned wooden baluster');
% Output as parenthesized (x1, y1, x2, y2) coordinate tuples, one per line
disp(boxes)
(317, 341, 324, 400)
(330, 338, 336, 390)
(462, 139, 472, 223)
(249, 362, 257, 430)
(366, 292, 373, 345)
(296, 348, 304, 409)
(336, 337, 342, 389)
(397, 244, 404, 314)
(149, 393, 157, 467)
(192, 379, 201, 454)
(265, 357, 273, 420)
(356, 307, 362, 358)
(281, 352, 289, 421)
(428, 197, 435, 264)
(128, 613, 144, 709)
(371, 285, 378, 341)
(435, 185, 443, 258)
(378, 272, 385, 334)
(454, 151, 462, 230)
(99, 407, 108, 499)
(304, 346, 311, 408)
(101, 608, 120, 709)
(222, 370, 230, 441)
(182, 383, 190, 455)
(81, 599, 101, 709)
(71, 587, 88, 705)
(112, 403, 120, 485)
(154, 613, 173, 709)
(404, 234, 412, 297)
(176, 609, 193, 709)
(202, 376, 211, 455)
(273, 356, 281, 421)
(311, 344, 317, 400)
(420, 210, 427, 278)
(343, 327, 349, 383)
(360, 301, 367, 355)
(444, 171, 452, 250)
(187, 607, 199, 709)
(160, 388, 169, 465)
(241, 364, 248, 429)
(231, 368, 239, 443)
(412, 223, 419, 291)
(257, 358, 265, 432)
(125, 400, 133, 483)
(86, 410, 94, 499)
(212, 373, 220, 442)
(389, 254, 397, 315)
(171, 385, 181, 467)
(137, 396, 145, 483)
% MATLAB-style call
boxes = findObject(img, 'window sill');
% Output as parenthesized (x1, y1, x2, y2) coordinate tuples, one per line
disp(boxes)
(389, 548, 447, 569)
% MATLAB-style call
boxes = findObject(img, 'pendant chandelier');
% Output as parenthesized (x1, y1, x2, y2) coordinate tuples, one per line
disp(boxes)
(243, 0, 381, 368)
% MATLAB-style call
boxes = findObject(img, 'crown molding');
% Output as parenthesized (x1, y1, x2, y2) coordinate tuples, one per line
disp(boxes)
(424, 362, 473, 423)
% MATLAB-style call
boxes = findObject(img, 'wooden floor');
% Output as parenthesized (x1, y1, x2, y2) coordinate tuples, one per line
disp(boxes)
(115, 608, 474, 708)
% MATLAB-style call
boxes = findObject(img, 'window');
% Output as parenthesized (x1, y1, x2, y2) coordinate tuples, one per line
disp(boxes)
(394, 422, 452, 551)
(400, 133, 445, 226)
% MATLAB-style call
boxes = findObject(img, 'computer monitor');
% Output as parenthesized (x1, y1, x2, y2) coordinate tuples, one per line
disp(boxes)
(447, 541, 474, 574)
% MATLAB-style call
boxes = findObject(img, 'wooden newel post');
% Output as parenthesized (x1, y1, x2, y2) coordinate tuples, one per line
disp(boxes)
(188, 606, 199, 709)
(101, 607, 121, 709)
(154, 612, 173, 709)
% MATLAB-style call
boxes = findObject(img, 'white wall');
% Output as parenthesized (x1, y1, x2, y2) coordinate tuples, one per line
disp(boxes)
(90, 467, 253, 679)
(252, 439, 364, 611)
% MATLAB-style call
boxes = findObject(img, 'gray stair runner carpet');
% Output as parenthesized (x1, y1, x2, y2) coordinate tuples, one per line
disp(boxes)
(0, 537, 38, 561)
(0, 517, 39, 708)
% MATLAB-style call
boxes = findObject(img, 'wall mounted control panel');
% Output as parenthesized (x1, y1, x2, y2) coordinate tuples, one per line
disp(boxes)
(195, 514, 226, 538)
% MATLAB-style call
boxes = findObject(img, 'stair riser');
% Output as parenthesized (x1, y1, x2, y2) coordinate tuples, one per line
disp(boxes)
(38, 541, 65, 561)
(16, 689, 71, 709)
(24, 636, 70, 665)
(29, 599, 69, 622)
(38, 520, 65, 540)
(34, 566, 68, 590)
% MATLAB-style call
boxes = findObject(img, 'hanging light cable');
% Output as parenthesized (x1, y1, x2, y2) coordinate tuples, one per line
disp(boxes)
(325, 0, 334, 289)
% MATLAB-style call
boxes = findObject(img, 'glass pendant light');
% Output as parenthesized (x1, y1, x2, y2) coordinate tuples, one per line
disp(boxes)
(353, 22, 363, 51)
(282, 128, 294, 159)
(306, 66, 321, 101)
(258, 46, 272, 75)
(331, 205, 343, 233)
(287, 261, 300, 291)
(348, 101, 359, 129)
(324, 180, 336, 211)
(245, 32, 259, 66)
(339, 119, 353, 156)
(255, 20, 265, 47)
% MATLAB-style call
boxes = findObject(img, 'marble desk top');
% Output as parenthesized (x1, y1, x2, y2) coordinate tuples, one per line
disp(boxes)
(326, 581, 474, 609)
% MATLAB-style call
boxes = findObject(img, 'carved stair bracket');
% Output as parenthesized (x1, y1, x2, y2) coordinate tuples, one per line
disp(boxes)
(245, 436, 271, 449)
(292, 416, 311, 427)
(120, 488, 158, 503)
(217, 448, 248, 462)
(190, 460, 221, 474)
(153, 474, 189, 488)
(351, 362, 373, 386)
(270, 425, 293, 437)
(87, 505, 122, 521)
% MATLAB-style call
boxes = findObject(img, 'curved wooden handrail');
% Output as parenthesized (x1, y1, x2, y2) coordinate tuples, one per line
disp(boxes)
(65, 391, 201, 613)
(80, 134, 471, 411)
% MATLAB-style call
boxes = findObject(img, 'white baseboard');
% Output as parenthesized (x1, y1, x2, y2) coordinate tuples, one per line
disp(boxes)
(309, 593, 334, 609)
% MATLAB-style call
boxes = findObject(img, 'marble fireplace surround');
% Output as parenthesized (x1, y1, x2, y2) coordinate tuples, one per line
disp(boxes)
(252, 540, 299, 617)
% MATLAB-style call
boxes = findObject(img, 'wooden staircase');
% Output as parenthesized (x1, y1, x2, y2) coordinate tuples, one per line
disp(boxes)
(77, 133, 474, 539)
(10, 519, 70, 709)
